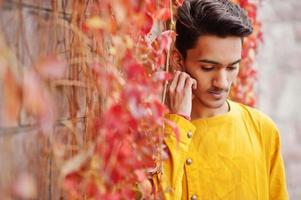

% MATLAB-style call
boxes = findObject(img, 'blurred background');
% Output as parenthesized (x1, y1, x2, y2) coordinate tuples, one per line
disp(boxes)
(257, 0, 301, 198)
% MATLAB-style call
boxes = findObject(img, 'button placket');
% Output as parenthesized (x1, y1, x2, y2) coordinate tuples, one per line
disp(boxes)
(186, 157, 197, 198)
(185, 128, 198, 200)
(185, 145, 199, 200)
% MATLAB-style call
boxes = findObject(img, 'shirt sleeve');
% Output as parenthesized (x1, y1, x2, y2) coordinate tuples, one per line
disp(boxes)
(269, 128, 289, 200)
(152, 114, 196, 200)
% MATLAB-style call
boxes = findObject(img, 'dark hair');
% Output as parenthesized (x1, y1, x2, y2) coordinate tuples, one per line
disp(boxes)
(175, 0, 253, 58)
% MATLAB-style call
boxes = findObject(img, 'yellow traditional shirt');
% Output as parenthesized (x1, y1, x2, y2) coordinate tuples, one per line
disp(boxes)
(154, 100, 288, 200)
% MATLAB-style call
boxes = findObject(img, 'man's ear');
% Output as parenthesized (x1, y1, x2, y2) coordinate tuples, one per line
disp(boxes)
(170, 48, 184, 72)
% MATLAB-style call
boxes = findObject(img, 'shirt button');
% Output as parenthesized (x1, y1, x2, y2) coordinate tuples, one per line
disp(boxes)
(186, 158, 192, 165)
(191, 194, 197, 200)
(187, 131, 193, 138)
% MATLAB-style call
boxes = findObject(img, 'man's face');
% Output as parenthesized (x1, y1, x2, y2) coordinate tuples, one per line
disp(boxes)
(183, 35, 242, 109)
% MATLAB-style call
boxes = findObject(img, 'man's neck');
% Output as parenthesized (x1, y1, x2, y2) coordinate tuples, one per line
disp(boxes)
(191, 98, 229, 120)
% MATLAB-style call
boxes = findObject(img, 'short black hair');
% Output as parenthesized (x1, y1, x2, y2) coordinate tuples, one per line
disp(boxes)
(175, 0, 253, 59)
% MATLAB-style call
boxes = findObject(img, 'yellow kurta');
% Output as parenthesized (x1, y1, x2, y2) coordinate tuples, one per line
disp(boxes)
(154, 100, 288, 200)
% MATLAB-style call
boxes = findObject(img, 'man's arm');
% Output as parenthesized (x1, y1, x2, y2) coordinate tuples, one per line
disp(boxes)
(152, 70, 197, 199)
(152, 114, 196, 199)
(269, 128, 289, 200)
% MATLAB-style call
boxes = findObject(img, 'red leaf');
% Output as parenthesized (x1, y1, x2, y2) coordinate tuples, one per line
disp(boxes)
(63, 172, 81, 195)
(160, 30, 176, 51)
(140, 13, 153, 35)
(86, 181, 99, 197)
(156, 8, 171, 21)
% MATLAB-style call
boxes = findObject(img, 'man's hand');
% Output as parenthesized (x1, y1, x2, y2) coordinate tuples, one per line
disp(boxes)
(168, 71, 197, 117)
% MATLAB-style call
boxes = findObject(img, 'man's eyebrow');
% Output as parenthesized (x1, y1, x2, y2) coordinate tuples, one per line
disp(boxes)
(230, 59, 241, 65)
(198, 59, 241, 66)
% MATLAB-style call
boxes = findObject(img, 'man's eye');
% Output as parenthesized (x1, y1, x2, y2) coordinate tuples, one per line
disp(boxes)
(201, 66, 214, 71)
(227, 66, 238, 71)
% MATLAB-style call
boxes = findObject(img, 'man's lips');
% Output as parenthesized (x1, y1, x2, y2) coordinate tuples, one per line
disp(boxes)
(207, 90, 227, 99)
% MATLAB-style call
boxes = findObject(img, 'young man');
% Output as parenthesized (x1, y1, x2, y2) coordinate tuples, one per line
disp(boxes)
(154, 0, 289, 199)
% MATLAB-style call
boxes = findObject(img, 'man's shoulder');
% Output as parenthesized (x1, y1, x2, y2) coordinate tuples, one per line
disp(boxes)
(229, 100, 278, 132)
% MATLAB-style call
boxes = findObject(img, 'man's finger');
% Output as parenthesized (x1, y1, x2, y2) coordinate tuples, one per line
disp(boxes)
(176, 72, 188, 92)
(185, 78, 197, 90)
(169, 71, 181, 92)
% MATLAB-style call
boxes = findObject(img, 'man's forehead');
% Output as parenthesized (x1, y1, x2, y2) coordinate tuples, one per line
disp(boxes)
(187, 35, 242, 64)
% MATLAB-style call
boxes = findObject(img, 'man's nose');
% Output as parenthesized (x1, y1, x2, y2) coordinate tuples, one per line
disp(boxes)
(212, 69, 228, 89)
